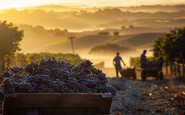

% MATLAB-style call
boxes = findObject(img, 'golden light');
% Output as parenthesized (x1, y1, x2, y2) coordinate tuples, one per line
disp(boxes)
(0, 0, 67, 10)
(0, 1, 38, 10)
(0, 0, 185, 10)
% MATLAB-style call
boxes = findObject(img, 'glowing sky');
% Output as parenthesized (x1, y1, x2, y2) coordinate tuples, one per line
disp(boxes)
(0, 0, 185, 10)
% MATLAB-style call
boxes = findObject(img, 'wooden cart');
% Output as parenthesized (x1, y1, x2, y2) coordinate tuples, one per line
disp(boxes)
(141, 61, 163, 81)
(1, 93, 112, 115)
(120, 68, 136, 79)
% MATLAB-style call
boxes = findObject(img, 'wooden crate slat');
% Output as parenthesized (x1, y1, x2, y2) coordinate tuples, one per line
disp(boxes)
(3, 93, 112, 115)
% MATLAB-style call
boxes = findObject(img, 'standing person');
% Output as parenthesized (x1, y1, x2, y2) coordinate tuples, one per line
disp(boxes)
(113, 52, 126, 77)
(140, 50, 147, 68)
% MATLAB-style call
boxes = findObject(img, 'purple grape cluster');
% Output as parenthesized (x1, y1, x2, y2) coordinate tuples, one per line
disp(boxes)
(2, 59, 115, 96)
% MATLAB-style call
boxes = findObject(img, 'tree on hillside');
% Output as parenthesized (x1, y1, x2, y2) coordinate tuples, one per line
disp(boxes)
(0, 21, 23, 71)
(153, 27, 185, 75)
(113, 31, 119, 36)
(154, 28, 185, 62)
(129, 25, 134, 29)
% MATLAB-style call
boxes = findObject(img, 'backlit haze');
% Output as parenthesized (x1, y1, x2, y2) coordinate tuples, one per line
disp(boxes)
(0, 0, 185, 76)
(1, 0, 185, 10)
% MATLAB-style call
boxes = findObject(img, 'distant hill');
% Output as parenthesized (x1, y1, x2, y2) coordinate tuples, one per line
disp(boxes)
(24, 4, 185, 13)
(74, 34, 111, 49)
(18, 25, 113, 53)
(89, 43, 136, 55)
(24, 5, 99, 12)
(18, 24, 163, 53)
(25, 5, 73, 12)
(118, 5, 185, 12)
(111, 33, 163, 48)
(0, 5, 185, 31)
(88, 33, 162, 56)
(19, 25, 72, 53)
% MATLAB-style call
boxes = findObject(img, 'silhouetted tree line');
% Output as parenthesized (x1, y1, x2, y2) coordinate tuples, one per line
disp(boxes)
(19, 24, 69, 37)
(153, 27, 185, 76)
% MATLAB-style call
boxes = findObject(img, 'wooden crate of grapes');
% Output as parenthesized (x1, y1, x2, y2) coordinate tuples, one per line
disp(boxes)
(0, 60, 115, 115)
(1, 93, 112, 115)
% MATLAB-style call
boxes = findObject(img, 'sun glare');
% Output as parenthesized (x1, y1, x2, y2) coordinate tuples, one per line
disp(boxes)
(0, 0, 185, 10)
(0, 0, 67, 10)
(0, 1, 37, 10)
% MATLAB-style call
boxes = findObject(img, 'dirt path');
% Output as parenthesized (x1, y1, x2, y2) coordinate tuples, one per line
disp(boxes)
(108, 77, 185, 115)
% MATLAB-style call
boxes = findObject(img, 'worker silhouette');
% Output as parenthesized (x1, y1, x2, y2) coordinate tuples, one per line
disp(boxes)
(140, 50, 147, 67)
(113, 52, 126, 78)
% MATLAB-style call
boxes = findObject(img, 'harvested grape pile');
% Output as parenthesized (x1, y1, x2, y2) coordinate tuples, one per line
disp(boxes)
(1, 60, 115, 95)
